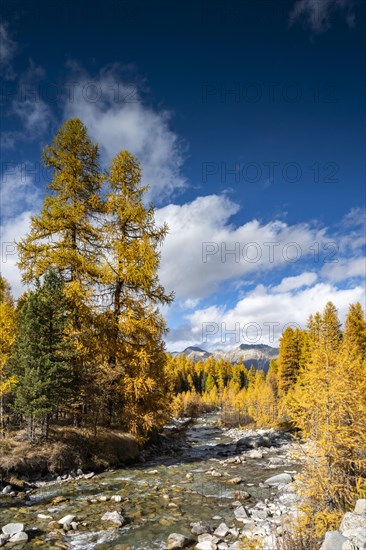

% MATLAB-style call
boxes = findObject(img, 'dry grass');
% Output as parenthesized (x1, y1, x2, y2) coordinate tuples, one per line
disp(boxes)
(273, 530, 321, 550)
(0, 426, 139, 479)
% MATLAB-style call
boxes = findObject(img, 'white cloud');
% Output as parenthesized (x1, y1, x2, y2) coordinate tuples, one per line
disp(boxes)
(181, 298, 201, 310)
(0, 131, 21, 150)
(63, 64, 187, 202)
(0, 211, 33, 298)
(0, 164, 41, 218)
(12, 97, 52, 136)
(156, 194, 328, 299)
(272, 272, 317, 292)
(0, 165, 41, 297)
(0, 22, 17, 73)
(289, 0, 356, 33)
(321, 256, 366, 282)
(10, 62, 53, 138)
(165, 280, 365, 351)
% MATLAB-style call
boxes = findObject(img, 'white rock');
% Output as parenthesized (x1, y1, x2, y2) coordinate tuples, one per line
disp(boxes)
(37, 514, 52, 520)
(342, 527, 366, 539)
(196, 542, 217, 550)
(214, 522, 229, 537)
(340, 512, 366, 532)
(190, 522, 212, 536)
(342, 541, 357, 550)
(2, 523, 24, 536)
(111, 495, 122, 503)
(167, 532, 193, 549)
(9, 532, 29, 544)
(320, 531, 348, 550)
(352, 532, 366, 549)
(58, 515, 76, 525)
(251, 509, 268, 521)
(234, 505, 248, 521)
(198, 534, 219, 543)
(264, 473, 292, 486)
(101, 511, 124, 526)
(354, 499, 366, 516)
(227, 477, 242, 485)
(248, 450, 263, 459)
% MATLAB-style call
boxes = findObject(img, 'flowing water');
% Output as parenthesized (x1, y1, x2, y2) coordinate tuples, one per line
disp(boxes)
(0, 413, 297, 549)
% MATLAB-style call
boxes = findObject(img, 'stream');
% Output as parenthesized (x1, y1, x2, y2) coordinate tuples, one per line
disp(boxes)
(0, 413, 301, 549)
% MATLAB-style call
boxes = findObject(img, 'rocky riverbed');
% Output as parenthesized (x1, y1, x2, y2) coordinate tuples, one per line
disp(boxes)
(0, 413, 305, 549)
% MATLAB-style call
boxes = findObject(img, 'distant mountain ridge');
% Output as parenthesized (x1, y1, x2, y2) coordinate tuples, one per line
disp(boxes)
(171, 343, 279, 372)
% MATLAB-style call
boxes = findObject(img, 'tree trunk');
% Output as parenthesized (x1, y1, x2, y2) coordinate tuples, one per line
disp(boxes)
(28, 414, 34, 441)
(42, 414, 49, 440)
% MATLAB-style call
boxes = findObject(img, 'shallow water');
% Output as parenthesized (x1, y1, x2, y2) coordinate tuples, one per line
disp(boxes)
(0, 413, 297, 549)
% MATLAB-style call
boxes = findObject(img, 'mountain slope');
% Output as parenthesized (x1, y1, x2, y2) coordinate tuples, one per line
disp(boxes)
(171, 344, 278, 371)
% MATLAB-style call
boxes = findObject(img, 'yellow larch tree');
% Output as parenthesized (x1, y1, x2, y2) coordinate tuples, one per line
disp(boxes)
(98, 150, 174, 437)
(0, 277, 17, 435)
(17, 118, 103, 423)
(286, 301, 366, 535)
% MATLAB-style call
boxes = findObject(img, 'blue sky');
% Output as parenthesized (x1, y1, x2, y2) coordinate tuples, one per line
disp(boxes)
(1, 0, 365, 350)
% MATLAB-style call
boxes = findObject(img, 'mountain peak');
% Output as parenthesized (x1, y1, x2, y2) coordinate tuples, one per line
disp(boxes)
(171, 343, 279, 372)
(183, 346, 207, 353)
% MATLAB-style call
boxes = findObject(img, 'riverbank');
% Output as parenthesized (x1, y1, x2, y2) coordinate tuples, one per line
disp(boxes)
(0, 427, 139, 483)
(0, 413, 307, 549)
(0, 418, 193, 489)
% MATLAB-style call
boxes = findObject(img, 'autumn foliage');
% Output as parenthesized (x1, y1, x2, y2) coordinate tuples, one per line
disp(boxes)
(0, 119, 364, 532)
(167, 301, 366, 535)
(2, 118, 173, 440)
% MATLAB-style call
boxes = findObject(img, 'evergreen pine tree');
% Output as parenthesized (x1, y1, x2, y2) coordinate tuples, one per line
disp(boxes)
(11, 270, 73, 440)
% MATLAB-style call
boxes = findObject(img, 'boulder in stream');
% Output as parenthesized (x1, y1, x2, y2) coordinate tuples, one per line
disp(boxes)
(9, 532, 29, 544)
(2, 523, 25, 536)
(167, 532, 194, 549)
(58, 515, 76, 526)
(234, 505, 249, 521)
(0, 534, 9, 547)
(101, 511, 124, 527)
(196, 542, 217, 550)
(214, 522, 229, 537)
(191, 521, 212, 536)
(227, 477, 242, 484)
(264, 473, 292, 486)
